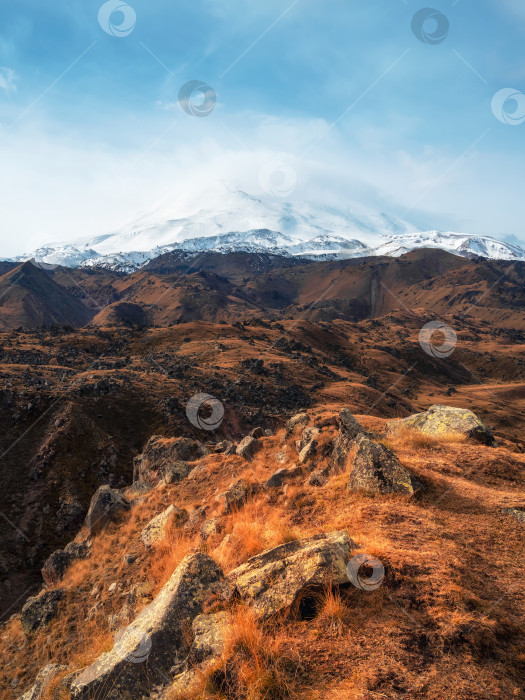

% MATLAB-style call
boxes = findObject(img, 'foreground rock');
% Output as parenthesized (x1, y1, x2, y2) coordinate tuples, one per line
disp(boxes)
(84, 485, 130, 534)
(235, 435, 261, 460)
(386, 405, 495, 446)
(70, 553, 223, 698)
(331, 409, 368, 471)
(171, 612, 229, 693)
(134, 436, 210, 485)
(227, 531, 354, 618)
(216, 478, 257, 514)
(18, 664, 67, 700)
(41, 540, 90, 586)
(21, 590, 64, 635)
(140, 505, 184, 547)
(348, 435, 420, 495)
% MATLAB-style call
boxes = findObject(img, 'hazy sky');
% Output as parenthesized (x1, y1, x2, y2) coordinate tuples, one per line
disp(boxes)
(0, 0, 524, 256)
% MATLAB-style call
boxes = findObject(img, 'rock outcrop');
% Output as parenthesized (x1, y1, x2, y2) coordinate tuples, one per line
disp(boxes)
(171, 611, 229, 694)
(17, 664, 67, 700)
(70, 553, 224, 698)
(21, 589, 64, 635)
(227, 531, 354, 618)
(235, 435, 261, 460)
(502, 507, 525, 523)
(84, 485, 130, 534)
(285, 412, 310, 436)
(386, 405, 495, 446)
(331, 409, 368, 471)
(41, 540, 90, 586)
(216, 479, 256, 514)
(134, 436, 210, 485)
(348, 435, 420, 495)
(140, 505, 184, 547)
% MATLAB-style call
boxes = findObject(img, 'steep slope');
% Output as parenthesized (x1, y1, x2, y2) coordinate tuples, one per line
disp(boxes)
(85, 250, 525, 329)
(0, 262, 94, 329)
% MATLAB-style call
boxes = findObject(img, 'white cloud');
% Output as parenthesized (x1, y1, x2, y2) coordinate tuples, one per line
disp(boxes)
(0, 109, 521, 258)
(0, 67, 17, 95)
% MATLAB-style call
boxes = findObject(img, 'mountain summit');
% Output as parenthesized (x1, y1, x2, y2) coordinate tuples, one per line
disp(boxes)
(6, 184, 525, 272)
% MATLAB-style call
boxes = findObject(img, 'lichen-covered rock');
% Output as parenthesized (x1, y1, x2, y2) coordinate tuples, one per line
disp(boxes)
(331, 409, 368, 471)
(348, 435, 420, 495)
(188, 611, 228, 665)
(285, 412, 310, 436)
(140, 505, 182, 547)
(70, 553, 224, 699)
(386, 405, 495, 446)
(84, 485, 130, 535)
(21, 589, 64, 635)
(502, 507, 525, 523)
(308, 469, 328, 487)
(216, 479, 256, 514)
(227, 531, 354, 618)
(264, 467, 299, 489)
(297, 427, 319, 453)
(41, 540, 90, 586)
(338, 409, 367, 440)
(235, 436, 261, 460)
(298, 440, 317, 464)
(134, 436, 210, 485)
(200, 517, 223, 541)
(171, 612, 229, 695)
(17, 664, 67, 700)
(122, 480, 153, 501)
(163, 462, 193, 484)
(213, 440, 236, 455)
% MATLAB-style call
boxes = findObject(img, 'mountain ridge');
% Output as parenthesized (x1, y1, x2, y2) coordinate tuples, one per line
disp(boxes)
(5, 186, 525, 272)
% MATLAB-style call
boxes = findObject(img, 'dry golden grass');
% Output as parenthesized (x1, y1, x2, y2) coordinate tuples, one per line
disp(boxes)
(198, 606, 301, 700)
(384, 425, 467, 451)
(213, 499, 302, 572)
(1, 413, 524, 700)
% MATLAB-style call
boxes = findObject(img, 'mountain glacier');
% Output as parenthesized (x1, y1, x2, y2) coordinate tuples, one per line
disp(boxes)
(6, 185, 525, 272)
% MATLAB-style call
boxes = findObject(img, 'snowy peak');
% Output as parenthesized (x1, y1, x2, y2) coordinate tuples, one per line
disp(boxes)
(5, 184, 525, 271)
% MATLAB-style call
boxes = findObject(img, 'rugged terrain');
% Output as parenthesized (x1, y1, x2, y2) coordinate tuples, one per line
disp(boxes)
(0, 248, 523, 698)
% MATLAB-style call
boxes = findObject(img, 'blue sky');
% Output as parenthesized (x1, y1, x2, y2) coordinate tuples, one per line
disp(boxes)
(0, 0, 524, 255)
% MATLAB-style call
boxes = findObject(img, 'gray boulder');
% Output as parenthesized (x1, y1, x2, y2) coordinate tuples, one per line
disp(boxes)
(17, 664, 67, 700)
(502, 507, 525, 523)
(227, 531, 354, 618)
(216, 479, 256, 514)
(134, 436, 210, 485)
(21, 589, 64, 635)
(264, 467, 299, 489)
(348, 435, 420, 495)
(70, 553, 224, 698)
(338, 409, 367, 440)
(171, 611, 229, 694)
(297, 426, 319, 453)
(285, 412, 309, 436)
(331, 409, 368, 471)
(235, 436, 261, 460)
(386, 405, 495, 446)
(84, 485, 130, 535)
(298, 440, 317, 464)
(41, 540, 90, 586)
(140, 505, 183, 547)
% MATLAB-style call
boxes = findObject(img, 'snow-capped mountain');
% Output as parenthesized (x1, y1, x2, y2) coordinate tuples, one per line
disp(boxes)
(6, 184, 525, 272)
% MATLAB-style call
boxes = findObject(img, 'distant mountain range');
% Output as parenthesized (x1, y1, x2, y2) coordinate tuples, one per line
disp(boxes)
(4, 184, 525, 272)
